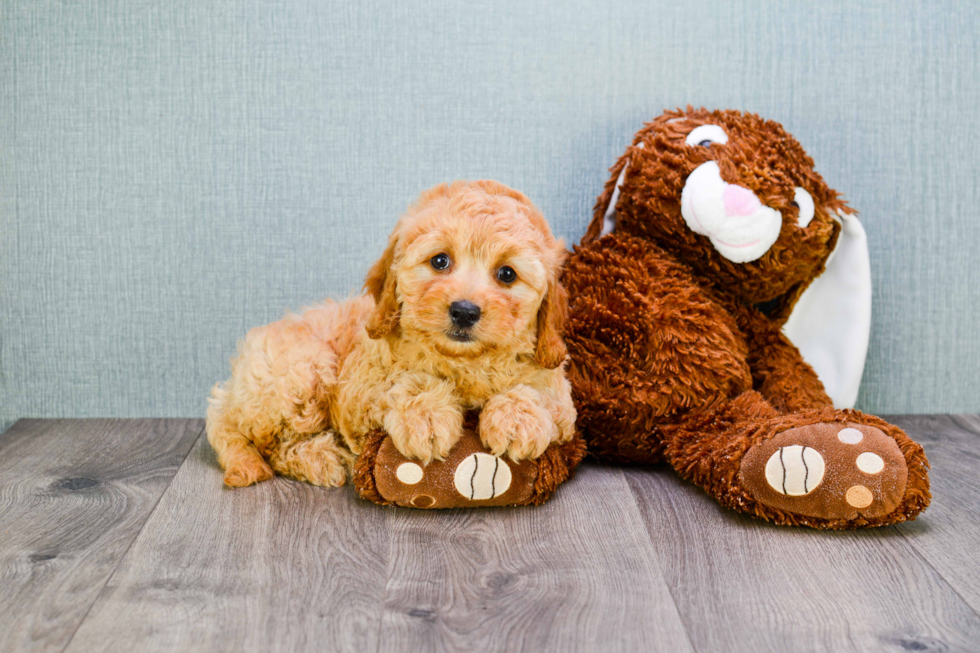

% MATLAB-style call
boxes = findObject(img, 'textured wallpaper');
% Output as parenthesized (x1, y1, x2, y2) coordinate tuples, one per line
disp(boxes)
(2, 0, 978, 425)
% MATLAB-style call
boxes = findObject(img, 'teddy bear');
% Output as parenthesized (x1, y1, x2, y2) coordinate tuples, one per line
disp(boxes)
(562, 107, 930, 529)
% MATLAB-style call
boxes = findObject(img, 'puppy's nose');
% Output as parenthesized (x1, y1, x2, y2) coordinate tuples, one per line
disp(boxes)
(449, 300, 481, 328)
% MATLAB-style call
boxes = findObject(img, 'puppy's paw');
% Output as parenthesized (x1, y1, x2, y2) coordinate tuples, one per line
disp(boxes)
(271, 431, 356, 487)
(480, 389, 559, 461)
(296, 447, 354, 488)
(224, 456, 274, 488)
(384, 401, 464, 465)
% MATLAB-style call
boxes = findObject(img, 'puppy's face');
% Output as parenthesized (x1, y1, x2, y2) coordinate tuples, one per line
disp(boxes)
(365, 181, 568, 368)
(397, 208, 548, 357)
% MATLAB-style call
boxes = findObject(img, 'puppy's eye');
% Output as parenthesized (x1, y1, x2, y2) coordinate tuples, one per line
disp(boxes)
(496, 266, 517, 284)
(430, 253, 451, 270)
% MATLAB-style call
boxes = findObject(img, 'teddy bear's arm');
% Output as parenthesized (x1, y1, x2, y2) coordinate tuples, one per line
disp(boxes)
(733, 303, 833, 412)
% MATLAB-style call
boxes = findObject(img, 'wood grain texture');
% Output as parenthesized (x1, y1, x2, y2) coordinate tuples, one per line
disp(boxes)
(0, 419, 202, 653)
(889, 414, 980, 615)
(4, 417, 980, 652)
(625, 453, 980, 653)
(377, 462, 693, 653)
(63, 435, 391, 653)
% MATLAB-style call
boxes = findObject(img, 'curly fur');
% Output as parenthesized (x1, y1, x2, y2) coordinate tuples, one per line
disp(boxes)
(207, 180, 576, 487)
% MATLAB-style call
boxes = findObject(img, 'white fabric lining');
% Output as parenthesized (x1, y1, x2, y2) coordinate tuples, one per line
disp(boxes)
(782, 209, 872, 408)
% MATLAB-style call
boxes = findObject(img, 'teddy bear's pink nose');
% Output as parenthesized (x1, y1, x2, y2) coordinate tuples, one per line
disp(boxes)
(722, 184, 762, 217)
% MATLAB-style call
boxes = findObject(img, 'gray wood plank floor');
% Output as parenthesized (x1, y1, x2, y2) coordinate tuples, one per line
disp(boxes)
(0, 420, 202, 653)
(64, 435, 391, 653)
(0, 416, 977, 653)
(377, 466, 691, 653)
(889, 415, 980, 616)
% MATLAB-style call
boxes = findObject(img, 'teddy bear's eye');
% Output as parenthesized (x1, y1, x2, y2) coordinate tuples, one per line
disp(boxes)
(686, 124, 729, 147)
(496, 266, 517, 284)
(793, 187, 815, 228)
(430, 253, 451, 270)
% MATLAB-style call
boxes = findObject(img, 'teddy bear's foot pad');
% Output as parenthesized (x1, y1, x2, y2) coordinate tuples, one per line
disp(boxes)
(353, 426, 588, 509)
(371, 431, 539, 508)
(739, 422, 908, 521)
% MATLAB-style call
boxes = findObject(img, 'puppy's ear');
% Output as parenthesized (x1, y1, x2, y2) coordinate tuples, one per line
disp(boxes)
(364, 232, 400, 339)
(535, 262, 569, 369)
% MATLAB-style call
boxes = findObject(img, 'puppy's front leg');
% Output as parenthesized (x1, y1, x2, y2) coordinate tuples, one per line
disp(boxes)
(383, 373, 464, 465)
(480, 378, 576, 461)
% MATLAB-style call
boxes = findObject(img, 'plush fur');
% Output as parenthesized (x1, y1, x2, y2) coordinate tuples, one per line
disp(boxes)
(564, 108, 930, 528)
(207, 180, 576, 488)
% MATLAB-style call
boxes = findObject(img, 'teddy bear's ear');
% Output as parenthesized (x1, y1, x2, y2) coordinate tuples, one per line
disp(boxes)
(598, 160, 630, 239)
(583, 143, 647, 245)
(782, 208, 871, 408)
(364, 231, 401, 339)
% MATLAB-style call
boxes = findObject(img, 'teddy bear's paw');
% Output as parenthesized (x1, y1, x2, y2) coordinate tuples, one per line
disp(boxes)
(739, 422, 909, 522)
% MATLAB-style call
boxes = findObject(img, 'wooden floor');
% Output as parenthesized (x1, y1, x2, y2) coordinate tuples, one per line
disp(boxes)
(1, 417, 978, 652)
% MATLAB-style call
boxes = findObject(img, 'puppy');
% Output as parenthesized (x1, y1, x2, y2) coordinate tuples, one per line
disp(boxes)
(206, 180, 576, 487)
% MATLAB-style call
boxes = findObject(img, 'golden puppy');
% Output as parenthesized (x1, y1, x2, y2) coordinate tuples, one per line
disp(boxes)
(206, 180, 576, 487)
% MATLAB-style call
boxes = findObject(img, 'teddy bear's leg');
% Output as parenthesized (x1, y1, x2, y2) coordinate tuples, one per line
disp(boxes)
(266, 429, 356, 487)
(662, 392, 930, 528)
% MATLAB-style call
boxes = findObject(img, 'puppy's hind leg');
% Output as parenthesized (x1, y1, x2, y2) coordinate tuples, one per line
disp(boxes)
(206, 302, 349, 487)
(206, 415, 275, 487)
(267, 430, 355, 487)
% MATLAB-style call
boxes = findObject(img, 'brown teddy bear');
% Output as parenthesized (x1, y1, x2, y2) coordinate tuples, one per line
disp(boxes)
(563, 107, 930, 529)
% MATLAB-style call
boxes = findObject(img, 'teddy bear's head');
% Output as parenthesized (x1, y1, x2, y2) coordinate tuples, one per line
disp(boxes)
(585, 107, 852, 319)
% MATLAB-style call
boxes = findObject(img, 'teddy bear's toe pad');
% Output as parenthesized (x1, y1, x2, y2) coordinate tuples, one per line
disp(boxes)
(740, 422, 908, 521)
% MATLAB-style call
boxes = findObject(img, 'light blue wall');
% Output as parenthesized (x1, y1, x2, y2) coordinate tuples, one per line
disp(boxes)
(2, 0, 978, 427)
